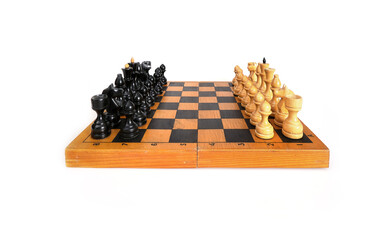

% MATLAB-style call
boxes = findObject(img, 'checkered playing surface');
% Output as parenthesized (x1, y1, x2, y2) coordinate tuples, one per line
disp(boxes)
(84, 82, 312, 144)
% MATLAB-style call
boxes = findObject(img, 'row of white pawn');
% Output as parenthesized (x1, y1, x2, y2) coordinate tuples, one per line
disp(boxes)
(232, 62, 303, 139)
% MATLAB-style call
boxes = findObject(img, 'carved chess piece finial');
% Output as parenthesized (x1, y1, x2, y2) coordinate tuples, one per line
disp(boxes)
(255, 100, 274, 139)
(282, 95, 303, 139)
(91, 94, 111, 139)
(264, 68, 275, 102)
(270, 74, 282, 117)
(250, 90, 265, 126)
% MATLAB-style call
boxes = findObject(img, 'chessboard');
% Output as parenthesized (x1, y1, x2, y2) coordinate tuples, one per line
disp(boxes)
(66, 81, 329, 168)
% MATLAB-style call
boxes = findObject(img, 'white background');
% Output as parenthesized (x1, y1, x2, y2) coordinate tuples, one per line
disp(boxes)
(1, 0, 389, 239)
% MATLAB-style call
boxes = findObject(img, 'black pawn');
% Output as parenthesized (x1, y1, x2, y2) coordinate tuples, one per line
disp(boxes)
(133, 91, 147, 126)
(160, 64, 168, 86)
(148, 76, 157, 101)
(115, 73, 125, 89)
(154, 68, 163, 95)
(91, 94, 111, 139)
(140, 84, 153, 111)
(118, 100, 139, 140)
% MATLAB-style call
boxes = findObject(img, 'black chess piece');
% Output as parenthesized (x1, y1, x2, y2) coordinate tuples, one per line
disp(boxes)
(148, 75, 157, 101)
(91, 94, 111, 139)
(122, 65, 132, 81)
(118, 100, 139, 140)
(144, 75, 155, 105)
(160, 64, 168, 86)
(141, 61, 152, 82)
(132, 91, 147, 126)
(140, 84, 153, 110)
(102, 84, 124, 128)
(133, 62, 143, 91)
(154, 67, 163, 95)
(115, 73, 125, 89)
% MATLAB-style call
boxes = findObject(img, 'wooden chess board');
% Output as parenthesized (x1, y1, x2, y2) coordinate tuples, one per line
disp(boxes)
(66, 81, 329, 168)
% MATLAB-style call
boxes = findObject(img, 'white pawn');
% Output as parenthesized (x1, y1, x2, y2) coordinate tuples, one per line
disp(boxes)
(255, 100, 274, 139)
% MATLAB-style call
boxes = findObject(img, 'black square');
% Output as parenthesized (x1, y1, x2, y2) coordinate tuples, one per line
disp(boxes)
(199, 103, 219, 110)
(183, 87, 199, 91)
(147, 110, 156, 118)
(176, 110, 198, 119)
(229, 83, 233, 87)
(224, 129, 255, 142)
(198, 119, 223, 129)
(148, 119, 175, 129)
(238, 103, 245, 110)
(199, 82, 214, 87)
(220, 110, 243, 118)
(157, 102, 179, 110)
(244, 119, 256, 129)
(180, 97, 199, 103)
(215, 87, 232, 91)
(169, 130, 198, 143)
(275, 129, 313, 143)
(217, 97, 237, 103)
(112, 129, 146, 143)
(155, 96, 163, 102)
(199, 91, 216, 97)
(164, 91, 182, 96)
(169, 82, 185, 86)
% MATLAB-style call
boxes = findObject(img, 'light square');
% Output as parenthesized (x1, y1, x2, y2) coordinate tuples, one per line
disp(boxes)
(199, 97, 217, 103)
(153, 110, 177, 119)
(222, 119, 248, 129)
(218, 103, 240, 110)
(198, 129, 225, 143)
(141, 130, 172, 142)
(161, 96, 181, 103)
(216, 91, 234, 97)
(184, 82, 199, 87)
(182, 91, 199, 97)
(214, 82, 230, 87)
(199, 87, 215, 92)
(173, 119, 198, 129)
(178, 103, 198, 110)
(198, 110, 221, 119)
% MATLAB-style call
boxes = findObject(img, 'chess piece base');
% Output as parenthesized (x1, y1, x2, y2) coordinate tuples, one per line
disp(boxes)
(282, 129, 303, 139)
(255, 129, 274, 140)
(119, 130, 139, 140)
(91, 129, 111, 139)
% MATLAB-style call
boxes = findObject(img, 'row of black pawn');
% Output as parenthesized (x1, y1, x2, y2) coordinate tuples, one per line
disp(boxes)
(91, 60, 168, 140)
